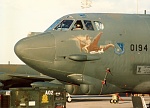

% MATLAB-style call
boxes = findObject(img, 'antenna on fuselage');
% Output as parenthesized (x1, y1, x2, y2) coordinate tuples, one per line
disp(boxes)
(144, 10, 146, 15)
(136, 0, 138, 14)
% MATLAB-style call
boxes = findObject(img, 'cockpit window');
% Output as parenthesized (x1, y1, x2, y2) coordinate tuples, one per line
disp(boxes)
(94, 21, 104, 30)
(45, 19, 61, 32)
(72, 20, 84, 30)
(54, 20, 73, 31)
(84, 20, 94, 30)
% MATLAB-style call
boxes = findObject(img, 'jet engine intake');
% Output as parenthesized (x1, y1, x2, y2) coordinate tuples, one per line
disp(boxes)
(65, 85, 80, 95)
(80, 84, 94, 94)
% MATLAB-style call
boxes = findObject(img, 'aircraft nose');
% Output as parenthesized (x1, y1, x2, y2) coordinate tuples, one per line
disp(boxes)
(14, 33, 55, 65)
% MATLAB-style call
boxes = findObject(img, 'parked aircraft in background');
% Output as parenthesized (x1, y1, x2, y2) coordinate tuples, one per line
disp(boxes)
(14, 13, 150, 97)
(0, 64, 54, 89)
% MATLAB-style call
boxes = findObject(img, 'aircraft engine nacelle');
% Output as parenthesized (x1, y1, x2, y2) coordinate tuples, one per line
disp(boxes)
(65, 85, 80, 95)
(80, 84, 101, 95)
(80, 75, 126, 95)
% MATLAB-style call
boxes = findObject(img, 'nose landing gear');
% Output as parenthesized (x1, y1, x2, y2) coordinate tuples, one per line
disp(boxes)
(110, 94, 120, 104)
(110, 99, 118, 104)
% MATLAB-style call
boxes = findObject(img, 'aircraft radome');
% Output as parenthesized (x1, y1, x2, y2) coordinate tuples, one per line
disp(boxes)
(14, 13, 150, 96)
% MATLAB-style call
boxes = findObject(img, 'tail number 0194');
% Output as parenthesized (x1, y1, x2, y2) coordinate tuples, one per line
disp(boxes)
(130, 44, 148, 51)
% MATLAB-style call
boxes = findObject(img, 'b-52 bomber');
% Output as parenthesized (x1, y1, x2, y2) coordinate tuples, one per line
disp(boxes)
(14, 13, 150, 98)
(0, 64, 54, 89)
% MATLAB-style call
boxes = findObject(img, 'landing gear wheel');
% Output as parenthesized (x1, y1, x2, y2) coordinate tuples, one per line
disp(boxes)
(67, 96, 72, 103)
(110, 94, 119, 104)
(110, 99, 113, 103)
(113, 99, 118, 104)
(110, 99, 118, 104)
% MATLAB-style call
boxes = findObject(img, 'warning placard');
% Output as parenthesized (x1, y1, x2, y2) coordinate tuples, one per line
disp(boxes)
(137, 66, 150, 74)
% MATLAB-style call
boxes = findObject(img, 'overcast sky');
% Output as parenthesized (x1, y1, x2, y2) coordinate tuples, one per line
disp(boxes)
(0, 0, 150, 64)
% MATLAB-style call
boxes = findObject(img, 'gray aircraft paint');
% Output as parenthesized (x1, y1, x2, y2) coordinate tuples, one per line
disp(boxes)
(15, 13, 150, 94)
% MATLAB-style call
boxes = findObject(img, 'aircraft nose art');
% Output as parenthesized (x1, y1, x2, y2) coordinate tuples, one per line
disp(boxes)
(14, 34, 55, 65)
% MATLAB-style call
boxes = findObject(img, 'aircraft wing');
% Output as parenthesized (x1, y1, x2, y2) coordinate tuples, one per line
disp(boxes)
(8, 73, 55, 81)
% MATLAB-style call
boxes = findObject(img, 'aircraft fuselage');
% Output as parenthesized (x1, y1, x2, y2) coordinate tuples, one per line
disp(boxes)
(15, 13, 150, 94)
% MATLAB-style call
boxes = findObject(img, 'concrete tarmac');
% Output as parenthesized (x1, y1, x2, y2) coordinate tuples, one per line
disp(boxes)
(67, 101, 132, 108)
(66, 96, 150, 108)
